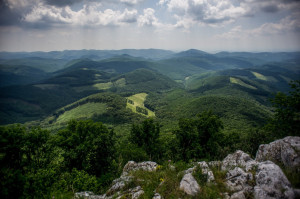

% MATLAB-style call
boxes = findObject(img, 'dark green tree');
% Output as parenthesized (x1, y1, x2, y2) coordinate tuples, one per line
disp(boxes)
(0, 125, 27, 199)
(175, 118, 198, 161)
(175, 111, 224, 161)
(57, 120, 115, 176)
(130, 118, 160, 160)
(0, 125, 55, 198)
(266, 80, 300, 138)
(23, 127, 52, 170)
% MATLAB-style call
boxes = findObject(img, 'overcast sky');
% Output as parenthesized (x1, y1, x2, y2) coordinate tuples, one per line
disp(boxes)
(0, 0, 299, 52)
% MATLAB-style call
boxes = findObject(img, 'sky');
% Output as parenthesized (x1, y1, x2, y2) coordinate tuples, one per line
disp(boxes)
(0, 0, 299, 52)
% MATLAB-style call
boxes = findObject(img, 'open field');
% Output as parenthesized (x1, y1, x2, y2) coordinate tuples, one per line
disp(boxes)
(230, 77, 257, 90)
(56, 103, 107, 124)
(126, 93, 155, 117)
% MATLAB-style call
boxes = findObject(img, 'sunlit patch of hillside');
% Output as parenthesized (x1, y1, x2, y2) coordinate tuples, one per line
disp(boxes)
(251, 71, 268, 81)
(126, 93, 155, 117)
(230, 77, 257, 90)
(93, 82, 113, 90)
(56, 103, 107, 124)
(251, 71, 278, 82)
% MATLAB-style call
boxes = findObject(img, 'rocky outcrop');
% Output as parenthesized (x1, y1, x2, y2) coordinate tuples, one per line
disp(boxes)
(179, 173, 200, 196)
(220, 137, 300, 199)
(222, 150, 257, 171)
(122, 161, 158, 176)
(196, 161, 215, 183)
(254, 161, 295, 199)
(75, 191, 104, 199)
(75, 161, 157, 199)
(225, 167, 254, 197)
(105, 175, 133, 196)
(256, 136, 300, 171)
(152, 192, 162, 199)
(75, 136, 299, 199)
(179, 160, 216, 196)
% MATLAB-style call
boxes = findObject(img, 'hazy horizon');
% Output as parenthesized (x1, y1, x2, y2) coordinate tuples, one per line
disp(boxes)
(0, 0, 300, 52)
(1, 48, 300, 54)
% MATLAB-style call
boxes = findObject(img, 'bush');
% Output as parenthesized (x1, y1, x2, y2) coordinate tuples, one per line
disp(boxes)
(174, 111, 224, 161)
(57, 120, 116, 176)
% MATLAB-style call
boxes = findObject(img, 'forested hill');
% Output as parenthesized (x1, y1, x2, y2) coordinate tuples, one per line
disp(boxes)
(0, 79, 299, 198)
(1, 49, 299, 129)
(0, 49, 300, 198)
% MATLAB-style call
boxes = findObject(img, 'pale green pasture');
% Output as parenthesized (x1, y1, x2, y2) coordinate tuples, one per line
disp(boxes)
(56, 103, 107, 123)
(230, 77, 257, 90)
(126, 93, 155, 117)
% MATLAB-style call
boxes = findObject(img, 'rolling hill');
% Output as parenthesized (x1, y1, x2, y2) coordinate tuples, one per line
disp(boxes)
(0, 49, 299, 134)
(0, 64, 49, 87)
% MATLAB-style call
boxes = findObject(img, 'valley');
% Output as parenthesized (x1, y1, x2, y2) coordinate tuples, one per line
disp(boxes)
(0, 49, 299, 133)
(1, 49, 299, 198)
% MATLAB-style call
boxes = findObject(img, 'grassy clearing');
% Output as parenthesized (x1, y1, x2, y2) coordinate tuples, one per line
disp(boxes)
(56, 103, 107, 124)
(251, 71, 268, 81)
(114, 78, 126, 87)
(126, 93, 155, 117)
(230, 77, 257, 90)
(251, 71, 278, 82)
(93, 82, 113, 90)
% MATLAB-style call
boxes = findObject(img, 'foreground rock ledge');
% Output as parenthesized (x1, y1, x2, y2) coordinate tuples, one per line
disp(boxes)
(256, 136, 300, 171)
(75, 136, 299, 199)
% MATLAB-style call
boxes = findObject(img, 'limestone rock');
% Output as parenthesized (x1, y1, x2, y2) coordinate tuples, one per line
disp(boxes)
(122, 161, 158, 176)
(74, 191, 105, 199)
(106, 175, 133, 196)
(256, 136, 300, 171)
(222, 150, 258, 171)
(230, 191, 246, 199)
(225, 167, 253, 197)
(184, 167, 194, 174)
(152, 192, 162, 199)
(254, 161, 295, 199)
(129, 186, 144, 199)
(196, 161, 215, 183)
(179, 173, 200, 196)
(183, 161, 215, 183)
(208, 160, 222, 168)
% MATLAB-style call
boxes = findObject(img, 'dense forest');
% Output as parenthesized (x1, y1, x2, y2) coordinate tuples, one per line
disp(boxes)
(0, 49, 299, 198)
(1, 80, 299, 198)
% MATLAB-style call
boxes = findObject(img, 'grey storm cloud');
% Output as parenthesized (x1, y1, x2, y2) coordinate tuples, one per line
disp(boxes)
(261, 5, 279, 13)
(0, 1, 21, 25)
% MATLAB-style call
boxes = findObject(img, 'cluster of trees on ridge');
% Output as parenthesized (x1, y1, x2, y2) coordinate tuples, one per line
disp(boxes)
(0, 81, 299, 198)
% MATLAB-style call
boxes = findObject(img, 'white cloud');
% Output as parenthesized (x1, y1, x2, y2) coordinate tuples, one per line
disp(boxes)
(119, 8, 138, 23)
(120, 0, 144, 6)
(159, 0, 247, 28)
(167, 0, 188, 14)
(5, 0, 39, 10)
(251, 16, 300, 35)
(137, 8, 159, 27)
(23, 2, 138, 27)
(158, 0, 168, 6)
(24, 2, 71, 25)
(136, 7, 175, 32)
(159, 0, 300, 29)
(218, 15, 300, 39)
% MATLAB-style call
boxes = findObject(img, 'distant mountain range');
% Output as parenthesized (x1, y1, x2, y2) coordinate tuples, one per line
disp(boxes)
(0, 49, 299, 133)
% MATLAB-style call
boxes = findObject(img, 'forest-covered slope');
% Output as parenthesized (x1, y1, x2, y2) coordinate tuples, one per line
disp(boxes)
(0, 49, 299, 199)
